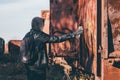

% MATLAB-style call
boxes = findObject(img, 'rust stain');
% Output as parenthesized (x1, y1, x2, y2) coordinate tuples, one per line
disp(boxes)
(50, 0, 80, 58)
(103, 0, 120, 79)
(104, 59, 120, 80)
(108, 0, 120, 51)
(78, 0, 97, 73)
(41, 10, 50, 34)
(50, 0, 97, 75)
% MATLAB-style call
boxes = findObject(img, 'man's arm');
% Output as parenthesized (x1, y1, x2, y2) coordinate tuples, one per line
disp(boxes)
(33, 31, 73, 43)
(34, 26, 83, 43)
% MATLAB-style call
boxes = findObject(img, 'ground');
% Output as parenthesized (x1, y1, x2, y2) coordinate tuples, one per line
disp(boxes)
(0, 54, 94, 80)
(0, 54, 27, 80)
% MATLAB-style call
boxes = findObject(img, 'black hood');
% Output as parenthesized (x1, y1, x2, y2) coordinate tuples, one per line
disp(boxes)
(31, 17, 44, 31)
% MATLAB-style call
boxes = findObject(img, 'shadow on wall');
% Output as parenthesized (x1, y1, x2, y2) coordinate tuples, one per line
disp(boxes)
(80, 34, 94, 73)
(108, 17, 114, 54)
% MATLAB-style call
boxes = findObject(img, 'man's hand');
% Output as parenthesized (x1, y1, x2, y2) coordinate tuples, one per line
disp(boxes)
(74, 26, 83, 39)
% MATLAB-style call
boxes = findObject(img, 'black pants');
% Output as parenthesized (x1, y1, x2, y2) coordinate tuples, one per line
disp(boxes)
(25, 65, 46, 80)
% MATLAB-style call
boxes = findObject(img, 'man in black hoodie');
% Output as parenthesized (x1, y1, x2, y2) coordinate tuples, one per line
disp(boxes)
(20, 17, 83, 80)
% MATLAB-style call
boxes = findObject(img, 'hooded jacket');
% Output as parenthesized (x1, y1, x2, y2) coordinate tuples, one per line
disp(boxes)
(20, 17, 77, 68)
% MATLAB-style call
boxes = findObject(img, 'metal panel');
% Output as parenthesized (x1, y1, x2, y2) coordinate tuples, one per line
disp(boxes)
(102, 0, 120, 80)
(50, 0, 97, 78)
(50, 0, 80, 62)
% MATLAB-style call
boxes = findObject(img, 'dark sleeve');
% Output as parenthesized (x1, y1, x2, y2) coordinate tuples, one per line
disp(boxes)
(34, 31, 75, 43)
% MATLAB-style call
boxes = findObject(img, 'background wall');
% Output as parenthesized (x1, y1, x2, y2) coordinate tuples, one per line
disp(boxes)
(50, 0, 97, 76)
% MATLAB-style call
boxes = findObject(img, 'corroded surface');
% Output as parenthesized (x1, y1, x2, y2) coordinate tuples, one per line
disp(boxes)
(108, 0, 120, 51)
(104, 59, 120, 80)
(103, 0, 120, 80)
(77, 0, 97, 74)
(50, 0, 97, 76)
(50, 0, 80, 59)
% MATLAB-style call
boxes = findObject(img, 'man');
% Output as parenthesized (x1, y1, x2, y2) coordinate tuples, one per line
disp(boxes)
(20, 17, 83, 80)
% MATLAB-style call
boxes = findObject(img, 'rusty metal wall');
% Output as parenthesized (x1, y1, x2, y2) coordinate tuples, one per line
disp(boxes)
(108, 0, 120, 51)
(103, 0, 120, 80)
(78, 0, 97, 75)
(50, 0, 80, 60)
(41, 10, 50, 34)
(50, 0, 97, 77)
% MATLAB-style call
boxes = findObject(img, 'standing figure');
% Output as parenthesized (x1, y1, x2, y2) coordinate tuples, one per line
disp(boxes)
(20, 17, 83, 80)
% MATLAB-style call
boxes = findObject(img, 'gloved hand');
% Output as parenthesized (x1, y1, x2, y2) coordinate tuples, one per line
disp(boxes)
(74, 26, 83, 39)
